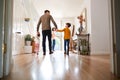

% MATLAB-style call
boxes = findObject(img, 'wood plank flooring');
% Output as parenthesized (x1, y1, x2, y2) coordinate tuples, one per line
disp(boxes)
(1, 51, 120, 80)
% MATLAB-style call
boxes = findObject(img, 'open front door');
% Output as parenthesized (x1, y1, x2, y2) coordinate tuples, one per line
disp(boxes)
(0, 0, 13, 78)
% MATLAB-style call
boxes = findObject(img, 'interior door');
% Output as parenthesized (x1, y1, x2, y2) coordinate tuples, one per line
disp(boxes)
(0, 0, 13, 78)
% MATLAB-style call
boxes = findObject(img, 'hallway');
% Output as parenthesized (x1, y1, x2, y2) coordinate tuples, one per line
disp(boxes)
(1, 51, 117, 80)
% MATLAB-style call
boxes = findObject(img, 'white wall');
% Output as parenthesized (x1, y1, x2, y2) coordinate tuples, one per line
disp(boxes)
(90, 0, 110, 54)
(80, 0, 111, 55)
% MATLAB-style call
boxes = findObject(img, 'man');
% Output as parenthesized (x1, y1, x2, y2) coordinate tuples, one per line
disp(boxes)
(37, 10, 57, 55)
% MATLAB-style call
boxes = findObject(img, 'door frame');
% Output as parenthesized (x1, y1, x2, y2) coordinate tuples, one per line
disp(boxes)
(3, 0, 13, 76)
(108, 0, 115, 74)
(0, 0, 5, 78)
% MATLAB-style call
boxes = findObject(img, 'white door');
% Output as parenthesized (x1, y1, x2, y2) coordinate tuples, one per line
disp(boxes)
(0, 0, 13, 78)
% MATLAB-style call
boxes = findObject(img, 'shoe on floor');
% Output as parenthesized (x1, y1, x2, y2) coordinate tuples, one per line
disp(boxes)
(64, 52, 66, 54)
(49, 51, 53, 54)
(43, 53, 46, 55)
(67, 53, 69, 56)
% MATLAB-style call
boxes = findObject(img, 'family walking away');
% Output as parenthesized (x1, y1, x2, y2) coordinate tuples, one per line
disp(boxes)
(37, 10, 71, 56)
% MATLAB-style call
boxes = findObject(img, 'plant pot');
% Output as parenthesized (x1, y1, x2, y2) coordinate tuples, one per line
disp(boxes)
(25, 41, 31, 46)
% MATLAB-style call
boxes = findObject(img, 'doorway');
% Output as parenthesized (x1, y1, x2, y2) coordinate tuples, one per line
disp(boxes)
(0, 0, 117, 78)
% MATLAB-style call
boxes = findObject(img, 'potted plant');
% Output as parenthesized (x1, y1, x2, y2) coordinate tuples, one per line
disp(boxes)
(25, 34, 32, 46)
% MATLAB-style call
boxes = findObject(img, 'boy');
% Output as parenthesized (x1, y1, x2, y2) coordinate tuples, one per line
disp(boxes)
(57, 23, 71, 55)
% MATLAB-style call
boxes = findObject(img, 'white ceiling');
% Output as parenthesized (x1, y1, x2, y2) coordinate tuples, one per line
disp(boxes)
(14, 0, 84, 20)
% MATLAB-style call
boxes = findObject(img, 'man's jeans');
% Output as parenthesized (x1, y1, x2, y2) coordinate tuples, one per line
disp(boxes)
(42, 30, 52, 53)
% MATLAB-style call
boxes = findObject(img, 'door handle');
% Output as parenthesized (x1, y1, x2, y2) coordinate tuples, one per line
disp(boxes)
(2, 43, 7, 54)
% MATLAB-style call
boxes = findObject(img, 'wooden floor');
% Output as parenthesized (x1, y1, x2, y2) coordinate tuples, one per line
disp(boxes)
(1, 51, 119, 80)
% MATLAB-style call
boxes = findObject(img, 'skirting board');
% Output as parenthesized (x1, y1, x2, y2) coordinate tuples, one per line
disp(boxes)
(90, 53, 110, 56)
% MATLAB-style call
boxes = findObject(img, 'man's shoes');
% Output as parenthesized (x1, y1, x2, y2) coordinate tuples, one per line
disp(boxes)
(67, 53, 69, 56)
(43, 53, 46, 55)
(49, 51, 53, 54)
(67, 51, 69, 56)
(64, 52, 66, 54)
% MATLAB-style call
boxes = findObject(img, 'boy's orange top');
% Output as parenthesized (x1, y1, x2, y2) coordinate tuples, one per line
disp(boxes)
(57, 27, 71, 39)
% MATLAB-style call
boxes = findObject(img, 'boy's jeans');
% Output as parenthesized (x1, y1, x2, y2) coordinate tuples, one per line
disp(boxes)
(64, 39, 70, 54)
